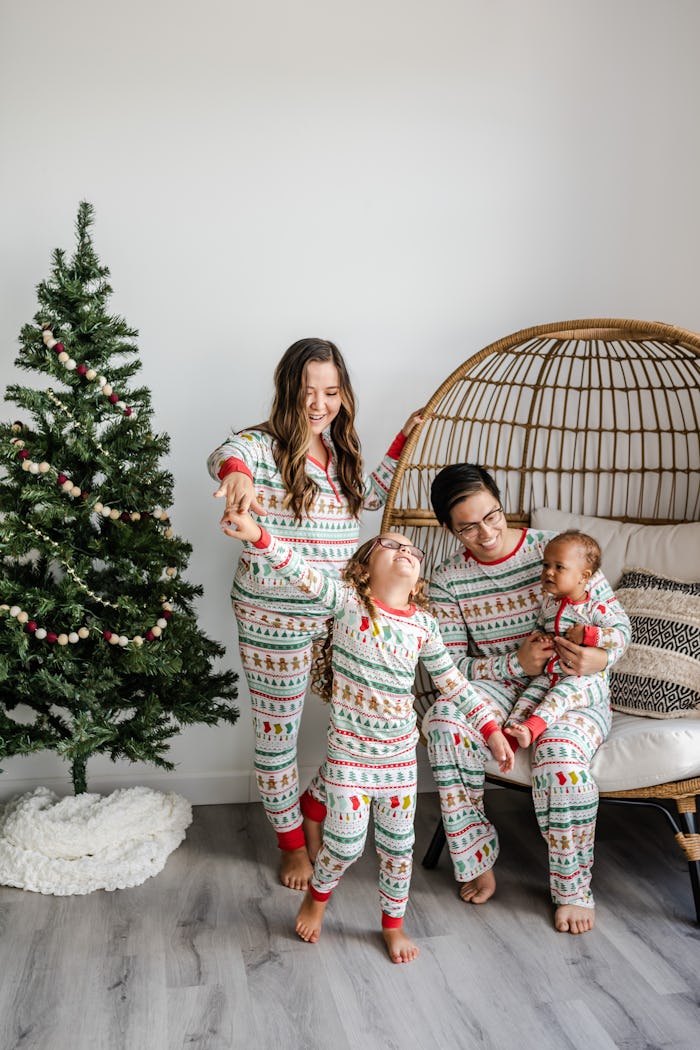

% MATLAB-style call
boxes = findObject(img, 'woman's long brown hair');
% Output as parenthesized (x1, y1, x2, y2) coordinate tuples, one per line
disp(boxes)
(255, 338, 365, 523)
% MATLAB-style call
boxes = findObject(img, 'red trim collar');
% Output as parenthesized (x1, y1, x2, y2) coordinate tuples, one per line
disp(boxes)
(373, 597, 415, 617)
(462, 528, 527, 566)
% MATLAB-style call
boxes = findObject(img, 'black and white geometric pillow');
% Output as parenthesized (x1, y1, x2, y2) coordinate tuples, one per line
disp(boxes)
(610, 568, 700, 718)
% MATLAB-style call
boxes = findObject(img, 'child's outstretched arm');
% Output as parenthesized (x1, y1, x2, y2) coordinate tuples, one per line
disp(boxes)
(420, 622, 504, 741)
(220, 510, 346, 615)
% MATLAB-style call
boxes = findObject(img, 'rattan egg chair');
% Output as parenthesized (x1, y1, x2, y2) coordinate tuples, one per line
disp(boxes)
(381, 317, 700, 920)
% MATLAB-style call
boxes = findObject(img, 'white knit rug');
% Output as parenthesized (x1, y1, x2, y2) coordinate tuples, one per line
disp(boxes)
(0, 786, 192, 895)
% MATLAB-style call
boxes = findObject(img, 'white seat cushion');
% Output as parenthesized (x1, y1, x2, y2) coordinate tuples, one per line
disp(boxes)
(484, 711, 700, 792)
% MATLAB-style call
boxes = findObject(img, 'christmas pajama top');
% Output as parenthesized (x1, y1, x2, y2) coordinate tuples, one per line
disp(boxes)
(506, 584, 631, 741)
(207, 428, 404, 616)
(250, 530, 500, 767)
(207, 426, 404, 849)
(536, 586, 630, 682)
(428, 528, 618, 686)
(426, 528, 623, 907)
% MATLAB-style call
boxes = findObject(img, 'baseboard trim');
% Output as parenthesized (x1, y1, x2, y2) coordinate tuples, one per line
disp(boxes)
(0, 759, 438, 805)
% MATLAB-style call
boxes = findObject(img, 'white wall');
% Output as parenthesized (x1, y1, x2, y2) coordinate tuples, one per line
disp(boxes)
(1, 0, 699, 802)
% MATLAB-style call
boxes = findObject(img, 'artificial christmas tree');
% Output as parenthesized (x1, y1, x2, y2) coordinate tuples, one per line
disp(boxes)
(0, 203, 238, 890)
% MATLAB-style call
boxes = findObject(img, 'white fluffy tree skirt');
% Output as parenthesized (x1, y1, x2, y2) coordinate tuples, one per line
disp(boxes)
(0, 785, 192, 895)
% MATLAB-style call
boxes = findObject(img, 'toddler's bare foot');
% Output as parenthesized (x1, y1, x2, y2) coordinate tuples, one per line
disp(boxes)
(459, 868, 496, 904)
(382, 926, 420, 964)
(296, 891, 327, 943)
(555, 904, 595, 934)
(280, 846, 313, 891)
(303, 815, 323, 863)
(507, 724, 532, 748)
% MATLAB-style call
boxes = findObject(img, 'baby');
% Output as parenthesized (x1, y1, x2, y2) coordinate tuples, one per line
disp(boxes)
(505, 530, 630, 748)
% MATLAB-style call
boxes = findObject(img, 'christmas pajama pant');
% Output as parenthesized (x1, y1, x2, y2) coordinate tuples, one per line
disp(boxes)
(233, 599, 329, 850)
(506, 671, 611, 733)
(303, 755, 417, 924)
(424, 678, 611, 908)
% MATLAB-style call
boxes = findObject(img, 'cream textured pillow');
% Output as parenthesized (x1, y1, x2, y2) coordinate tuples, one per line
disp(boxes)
(530, 508, 700, 587)
(610, 568, 700, 718)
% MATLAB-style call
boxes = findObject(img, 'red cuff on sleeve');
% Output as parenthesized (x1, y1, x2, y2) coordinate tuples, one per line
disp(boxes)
(386, 430, 407, 460)
(582, 625, 600, 647)
(217, 456, 253, 482)
(481, 720, 500, 742)
(252, 527, 271, 549)
(522, 715, 548, 743)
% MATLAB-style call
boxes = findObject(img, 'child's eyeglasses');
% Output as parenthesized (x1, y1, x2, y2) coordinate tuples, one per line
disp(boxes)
(371, 538, 425, 563)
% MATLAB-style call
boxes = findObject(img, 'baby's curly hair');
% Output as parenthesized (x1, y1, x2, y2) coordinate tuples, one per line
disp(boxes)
(549, 530, 602, 575)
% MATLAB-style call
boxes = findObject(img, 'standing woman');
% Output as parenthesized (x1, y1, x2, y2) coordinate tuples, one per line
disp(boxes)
(424, 464, 625, 934)
(207, 338, 422, 890)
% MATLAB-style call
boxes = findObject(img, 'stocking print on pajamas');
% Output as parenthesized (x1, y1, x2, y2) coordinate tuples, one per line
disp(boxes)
(207, 427, 404, 850)
(248, 530, 499, 924)
(425, 528, 627, 910)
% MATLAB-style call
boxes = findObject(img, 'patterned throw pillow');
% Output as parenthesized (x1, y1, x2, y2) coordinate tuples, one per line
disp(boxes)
(611, 568, 700, 718)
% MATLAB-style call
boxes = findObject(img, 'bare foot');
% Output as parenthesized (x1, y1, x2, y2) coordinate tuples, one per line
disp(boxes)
(296, 891, 327, 943)
(303, 815, 323, 863)
(507, 723, 532, 748)
(280, 846, 313, 891)
(459, 868, 496, 904)
(554, 904, 595, 934)
(382, 927, 420, 964)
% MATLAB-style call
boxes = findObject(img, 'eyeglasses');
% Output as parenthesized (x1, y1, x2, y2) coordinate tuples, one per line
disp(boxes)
(371, 537, 425, 563)
(453, 506, 505, 539)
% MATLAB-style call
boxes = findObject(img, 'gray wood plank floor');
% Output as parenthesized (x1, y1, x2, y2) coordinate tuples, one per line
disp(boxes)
(0, 788, 697, 1050)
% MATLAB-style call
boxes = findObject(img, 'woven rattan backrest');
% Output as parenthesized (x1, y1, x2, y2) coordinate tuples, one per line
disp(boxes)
(380, 318, 700, 721)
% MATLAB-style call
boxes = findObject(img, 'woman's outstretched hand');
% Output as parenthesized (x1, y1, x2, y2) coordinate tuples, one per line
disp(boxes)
(213, 472, 266, 526)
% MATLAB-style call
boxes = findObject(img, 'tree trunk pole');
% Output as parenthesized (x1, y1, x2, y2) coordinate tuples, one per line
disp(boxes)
(71, 757, 88, 794)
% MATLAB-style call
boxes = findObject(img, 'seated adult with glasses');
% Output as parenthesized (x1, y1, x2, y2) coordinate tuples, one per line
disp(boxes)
(423, 464, 614, 935)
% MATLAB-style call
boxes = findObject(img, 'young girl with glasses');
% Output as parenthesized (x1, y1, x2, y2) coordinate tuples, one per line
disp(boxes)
(221, 512, 514, 963)
(207, 338, 423, 891)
